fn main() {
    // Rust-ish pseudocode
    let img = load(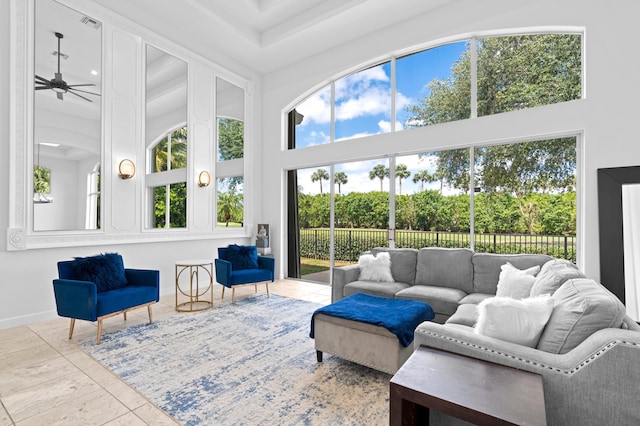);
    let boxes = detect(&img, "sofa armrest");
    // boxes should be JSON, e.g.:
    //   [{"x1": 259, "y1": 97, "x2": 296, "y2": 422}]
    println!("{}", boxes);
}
[
  {"x1": 258, "y1": 256, "x2": 275, "y2": 281},
  {"x1": 414, "y1": 321, "x2": 640, "y2": 424},
  {"x1": 125, "y1": 269, "x2": 160, "y2": 301},
  {"x1": 332, "y1": 264, "x2": 360, "y2": 302},
  {"x1": 215, "y1": 258, "x2": 232, "y2": 287},
  {"x1": 52, "y1": 279, "x2": 98, "y2": 321}
]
